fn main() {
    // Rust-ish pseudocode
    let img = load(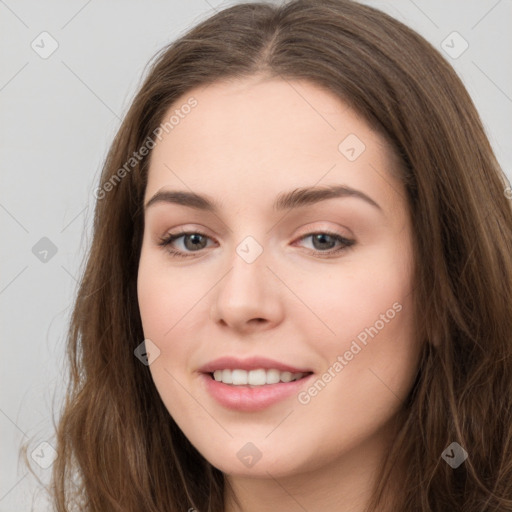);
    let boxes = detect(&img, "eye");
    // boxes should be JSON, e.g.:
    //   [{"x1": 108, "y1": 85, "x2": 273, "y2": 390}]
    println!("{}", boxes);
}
[
  {"x1": 294, "y1": 231, "x2": 355, "y2": 258},
  {"x1": 158, "y1": 230, "x2": 214, "y2": 258},
  {"x1": 158, "y1": 230, "x2": 355, "y2": 259}
]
